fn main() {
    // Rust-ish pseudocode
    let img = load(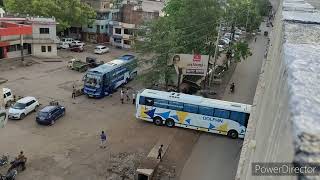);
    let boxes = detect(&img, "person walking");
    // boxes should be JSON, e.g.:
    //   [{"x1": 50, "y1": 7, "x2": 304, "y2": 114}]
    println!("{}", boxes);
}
[
  {"x1": 120, "y1": 88, "x2": 124, "y2": 104},
  {"x1": 255, "y1": 37, "x2": 257, "y2": 42},
  {"x1": 132, "y1": 91, "x2": 136, "y2": 105},
  {"x1": 100, "y1": 131, "x2": 107, "y2": 148},
  {"x1": 125, "y1": 88, "x2": 130, "y2": 102},
  {"x1": 157, "y1": 144, "x2": 163, "y2": 160},
  {"x1": 72, "y1": 86, "x2": 76, "y2": 99}
]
